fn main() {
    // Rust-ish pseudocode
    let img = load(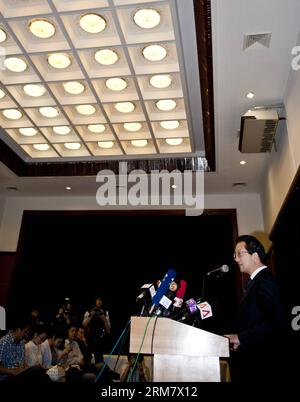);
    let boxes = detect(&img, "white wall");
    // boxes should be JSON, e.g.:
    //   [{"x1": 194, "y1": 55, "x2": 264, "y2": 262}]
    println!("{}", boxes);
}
[
  {"x1": 0, "y1": 192, "x2": 265, "y2": 252},
  {"x1": 262, "y1": 35, "x2": 300, "y2": 234},
  {"x1": 0, "y1": 197, "x2": 5, "y2": 232}
]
